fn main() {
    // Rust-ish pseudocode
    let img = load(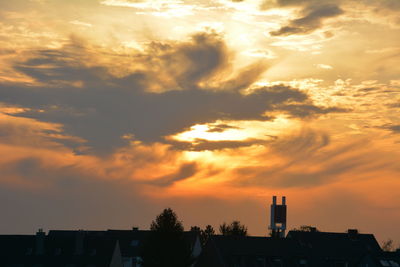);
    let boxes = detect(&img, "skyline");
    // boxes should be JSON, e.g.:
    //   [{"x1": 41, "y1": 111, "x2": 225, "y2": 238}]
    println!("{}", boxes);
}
[{"x1": 0, "y1": 0, "x2": 399, "y2": 244}]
